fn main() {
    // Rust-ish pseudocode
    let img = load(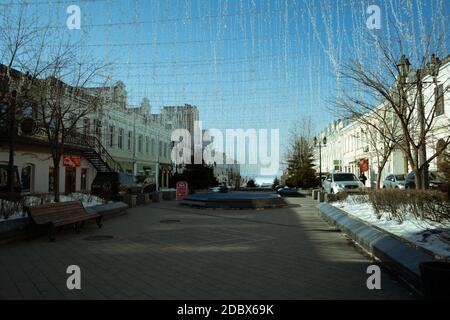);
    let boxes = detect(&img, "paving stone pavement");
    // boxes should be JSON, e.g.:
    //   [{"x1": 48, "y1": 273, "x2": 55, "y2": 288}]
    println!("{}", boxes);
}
[{"x1": 0, "y1": 196, "x2": 415, "y2": 300}]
